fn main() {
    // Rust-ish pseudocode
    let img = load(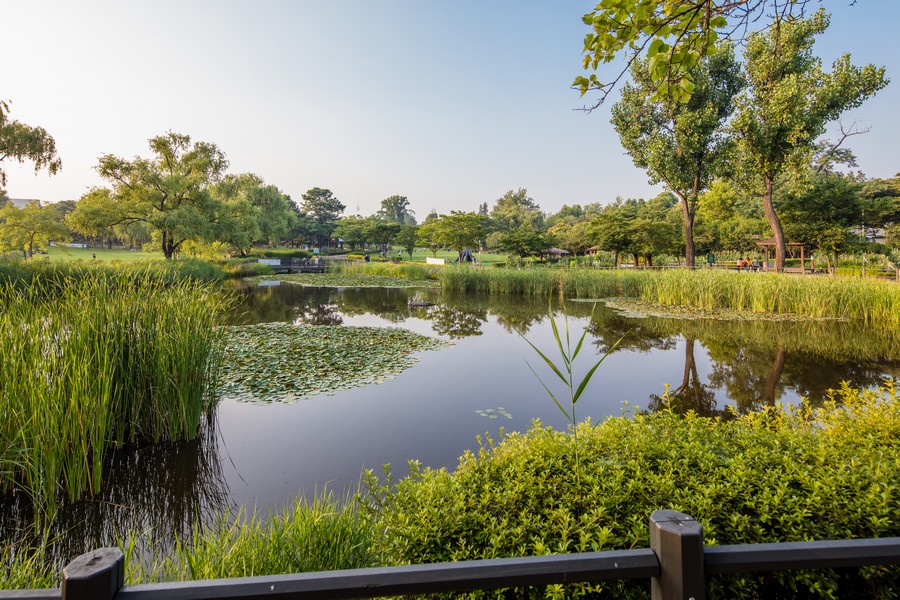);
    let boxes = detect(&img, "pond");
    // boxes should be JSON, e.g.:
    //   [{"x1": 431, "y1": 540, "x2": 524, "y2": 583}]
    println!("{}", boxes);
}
[{"x1": 4, "y1": 280, "x2": 899, "y2": 561}]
